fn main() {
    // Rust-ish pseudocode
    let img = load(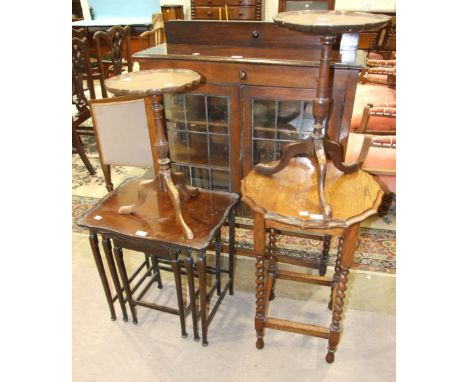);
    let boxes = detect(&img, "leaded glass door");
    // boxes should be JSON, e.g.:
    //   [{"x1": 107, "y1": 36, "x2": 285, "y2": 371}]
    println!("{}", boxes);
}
[
  {"x1": 163, "y1": 84, "x2": 241, "y2": 193},
  {"x1": 242, "y1": 86, "x2": 317, "y2": 177}
]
